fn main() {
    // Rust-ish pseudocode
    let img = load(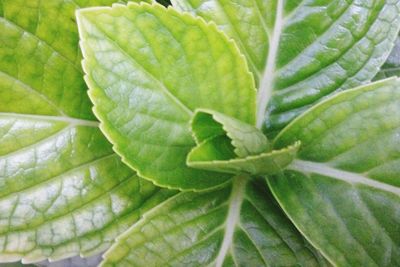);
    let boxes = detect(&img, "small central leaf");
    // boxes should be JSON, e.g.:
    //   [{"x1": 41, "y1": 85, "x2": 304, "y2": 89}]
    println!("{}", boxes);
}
[
  {"x1": 191, "y1": 109, "x2": 270, "y2": 158},
  {"x1": 77, "y1": 2, "x2": 257, "y2": 190},
  {"x1": 187, "y1": 109, "x2": 299, "y2": 175}
]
